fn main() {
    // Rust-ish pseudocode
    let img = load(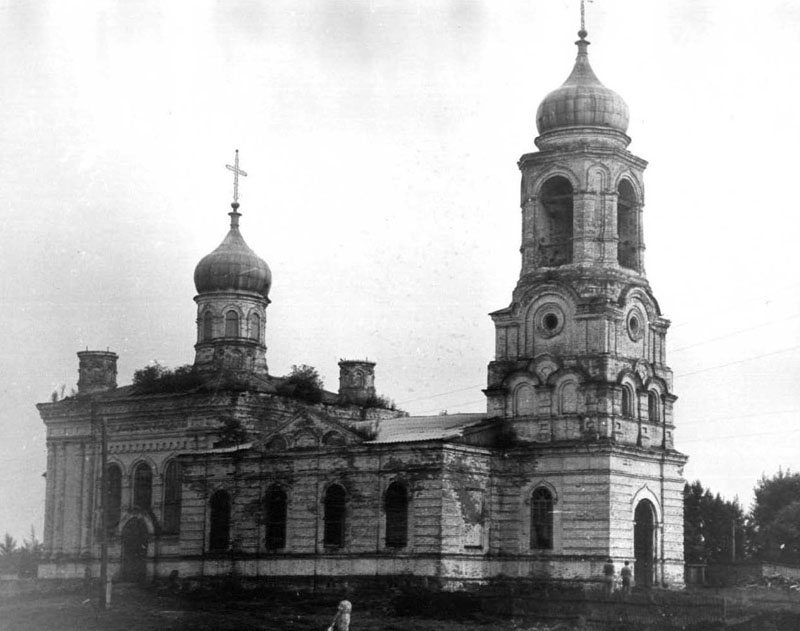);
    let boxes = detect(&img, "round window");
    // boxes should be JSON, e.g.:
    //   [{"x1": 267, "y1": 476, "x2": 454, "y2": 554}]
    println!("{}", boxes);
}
[
  {"x1": 536, "y1": 304, "x2": 565, "y2": 339},
  {"x1": 627, "y1": 309, "x2": 645, "y2": 341}
]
